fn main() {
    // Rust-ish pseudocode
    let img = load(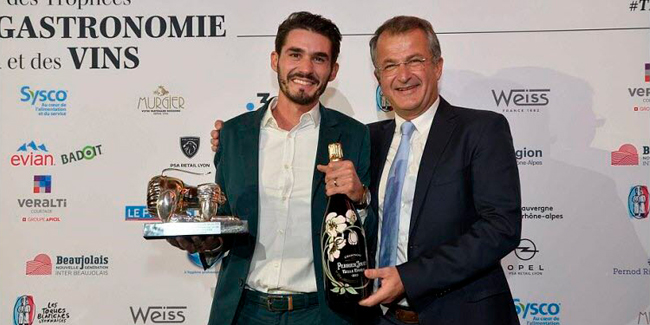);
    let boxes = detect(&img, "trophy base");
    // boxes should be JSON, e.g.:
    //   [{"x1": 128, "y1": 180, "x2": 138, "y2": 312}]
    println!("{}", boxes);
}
[{"x1": 143, "y1": 218, "x2": 248, "y2": 239}]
